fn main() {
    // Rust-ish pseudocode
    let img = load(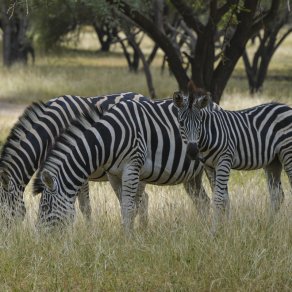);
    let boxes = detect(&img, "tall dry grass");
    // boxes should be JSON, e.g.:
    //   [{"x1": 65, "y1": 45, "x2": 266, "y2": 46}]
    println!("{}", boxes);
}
[
  {"x1": 0, "y1": 28, "x2": 291, "y2": 291},
  {"x1": 1, "y1": 178, "x2": 291, "y2": 291}
]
